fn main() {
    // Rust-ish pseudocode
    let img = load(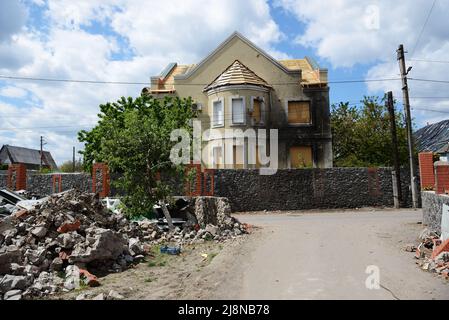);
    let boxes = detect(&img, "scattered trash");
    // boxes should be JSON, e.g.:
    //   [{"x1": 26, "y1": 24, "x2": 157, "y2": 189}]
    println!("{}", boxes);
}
[
  {"x1": 200, "y1": 253, "x2": 208, "y2": 259},
  {"x1": 0, "y1": 189, "x2": 26, "y2": 205},
  {"x1": 160, "y1": 245, "x2": 181, "y2": 255},
  {"x1": 412, "y1": 228, "x2": 449, "y2": 281}
]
